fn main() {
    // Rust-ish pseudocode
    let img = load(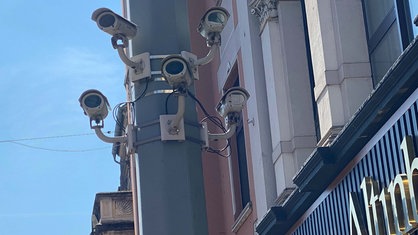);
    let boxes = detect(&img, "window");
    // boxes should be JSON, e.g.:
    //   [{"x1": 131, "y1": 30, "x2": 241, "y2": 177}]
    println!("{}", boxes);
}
[
  {"x1": 397, "y1": 0, "x2": 418, "y2": 46},
  {"x1": 234, "y1": 111, "x2": 250, "y2": 211},
  {"x1": 408, "y1": 0, "x2": 418, "y2": 36},
  {"x1": 224, "y1": 69, "x2": 251, "y2": 219},
  {"x1": 362, "y1": 0, "x2": 418, "y2": 85},
  {"x1": 363, "y1": 0, "x2": 402, "y2": 84}
]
